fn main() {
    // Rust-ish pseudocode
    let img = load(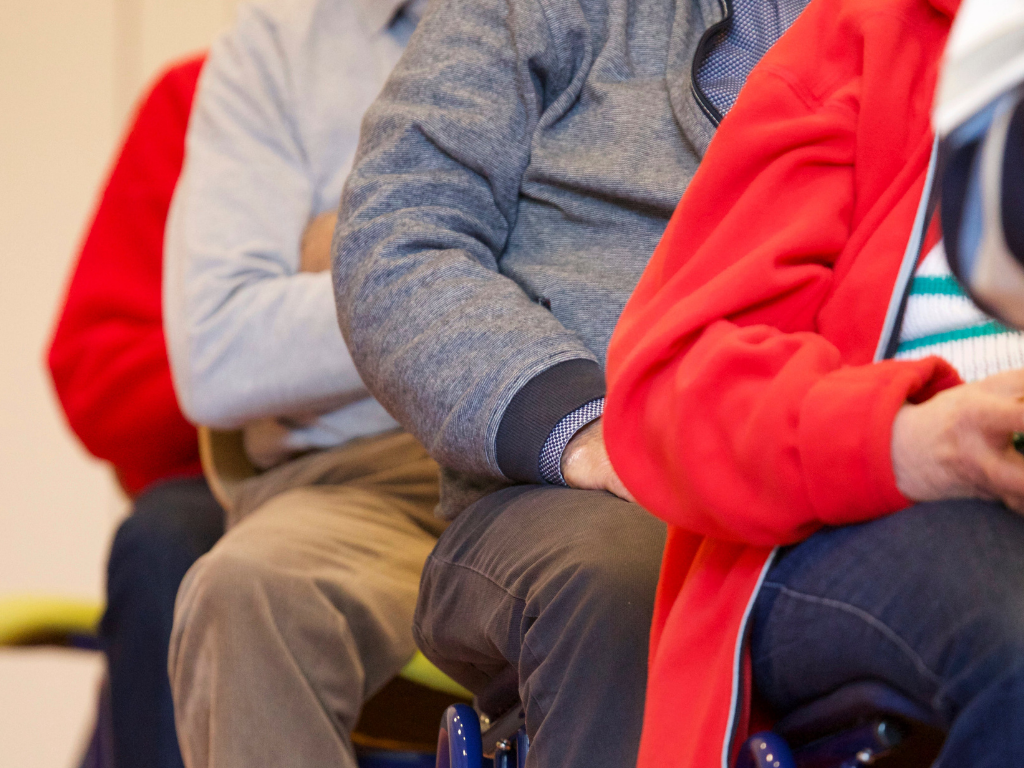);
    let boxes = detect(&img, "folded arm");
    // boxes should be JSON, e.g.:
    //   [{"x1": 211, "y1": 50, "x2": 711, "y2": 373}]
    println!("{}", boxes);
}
[{"x1": 165, "y1": 7, "x2": 364, "y2": 429}]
